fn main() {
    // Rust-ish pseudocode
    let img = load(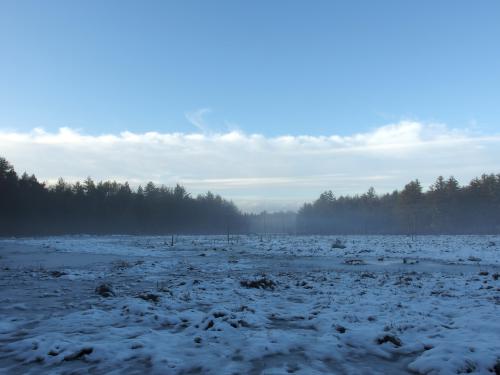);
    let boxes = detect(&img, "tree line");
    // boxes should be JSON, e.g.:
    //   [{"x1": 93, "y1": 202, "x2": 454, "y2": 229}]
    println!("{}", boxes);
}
[
  {"x1": 0, "y1": 157, "x2": 244, "y2": 235},
  {"x1": 297, "y1": 176, "x2": 500, "y2": 234},
  {"x1": 1, "y1": 156, "x2": 499, "y2": 235}
]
